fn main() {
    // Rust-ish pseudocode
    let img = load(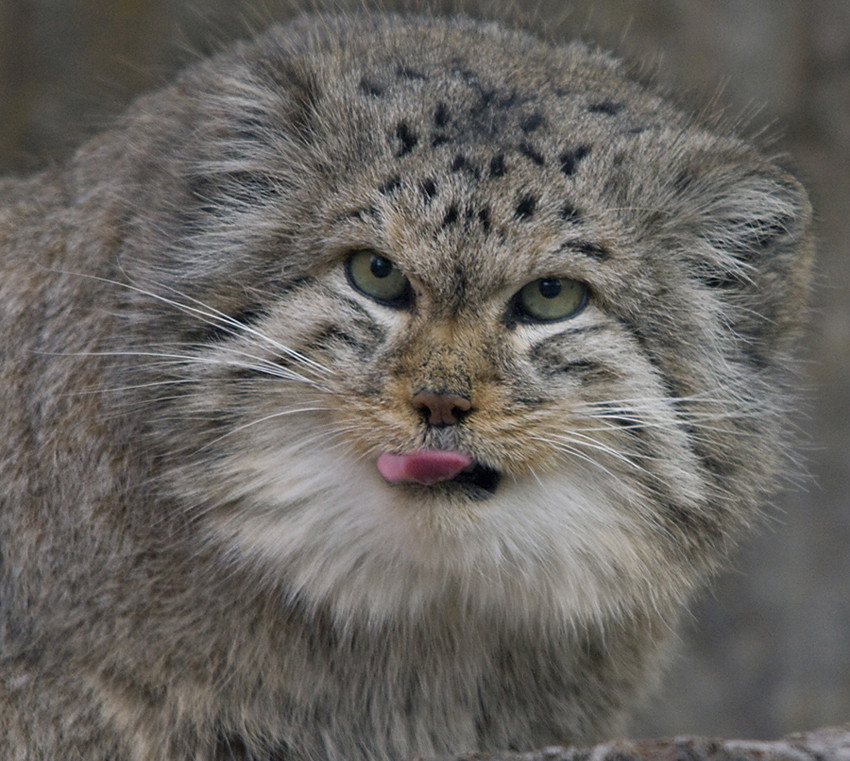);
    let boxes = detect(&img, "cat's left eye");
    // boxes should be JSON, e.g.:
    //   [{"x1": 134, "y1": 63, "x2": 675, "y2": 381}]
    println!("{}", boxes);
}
[
  {"x1": 513, "y1": 277, "x2": 588, "y2": 323},
  {"x1": 345, "y1": 250, "x2": 412, "y2": 307}
]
